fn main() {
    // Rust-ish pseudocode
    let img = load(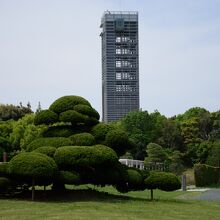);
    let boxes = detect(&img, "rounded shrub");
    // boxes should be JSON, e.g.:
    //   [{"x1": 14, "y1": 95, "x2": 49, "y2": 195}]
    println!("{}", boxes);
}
[
  {"x1": 43, "y1": 126, "x2": 75, "y2": 137},
  {"x1": 56, "y1": 171, "x2": 80, "y2": 184},
  {"x1": 74, "y1": 104, "x2": 100, "y2": 120},
  {"x1": 49, "y1": 96, "x2": 91, "y2": 114},
  {"x1": 144, "y1": 172, "x2": 181, "y2": 191},
  {"x1": 54, "y1": 145, "x2": 118, "y2": 170},
  {"x1": 59, "y1": 110, "x2": 86, "y2": 125},
  {"x1": 69, "y1": 133, "x2": 95, "y2": 146},
  {"x1": 84, "y1": 117, "x2": 99, "y2": 127},
  {"x1": 8, "y1": 152, "x2": 57, "y2": 182},
  {"x1": 115, "y1": 164, "x2": 130, "y2": 193},
  {"x1": 91, "y1": 123, "x2": 111, "y2": 143},
  {"x1": 34, "y1": 110, "x2": 58, "y2": 125},
  {"x1": 33, "y1": 146, "x2": 56, "y2": 157},
  {"x1": 27, "y1": 137, "x2": 72, "y2": 151},
  {"x1": 127, "y1": 169, "x2": 143, "y2": 190},
  {"x1": 0, "y1": 177, "x2": 10, "y2": 194},
  {"x1": 105, "y1": 129, "x2": 130, "y2": 156}
]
